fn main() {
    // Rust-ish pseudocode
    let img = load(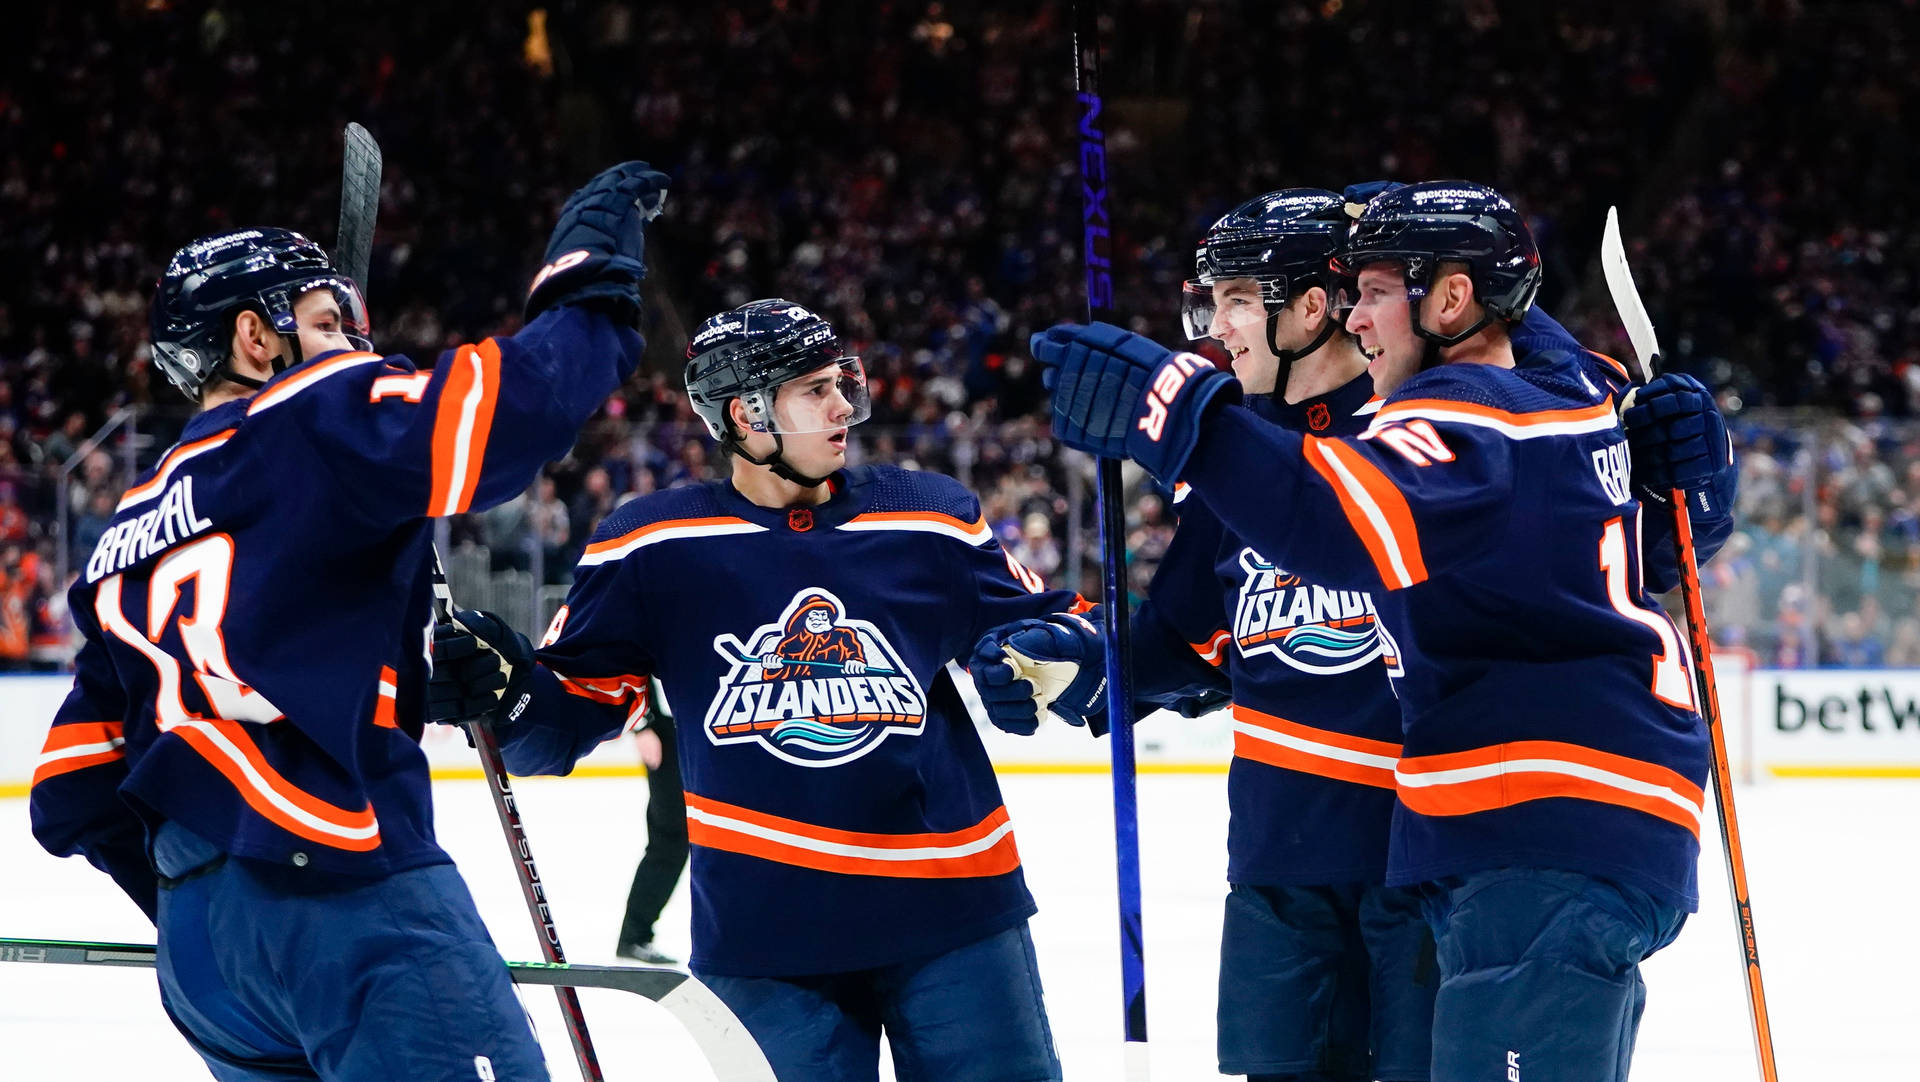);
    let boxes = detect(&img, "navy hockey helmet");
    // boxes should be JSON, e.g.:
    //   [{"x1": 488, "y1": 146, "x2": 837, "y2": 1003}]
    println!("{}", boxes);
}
[
  {"x1": 151, "y1": 227, "x2": 370, "y2": 399},
  {"x1": 1182, "y1": 188, "x2": 1347, "y2": 340},
  {"x1": 685, "y1": 299, "x2": 870, "y2": 485},
  {"x1": 1332, "y1": 180, "x2": 1542, "y2": 347},
  {"x1": 1182, "y1": 189, "x2": 1351, "y2": 391}
]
